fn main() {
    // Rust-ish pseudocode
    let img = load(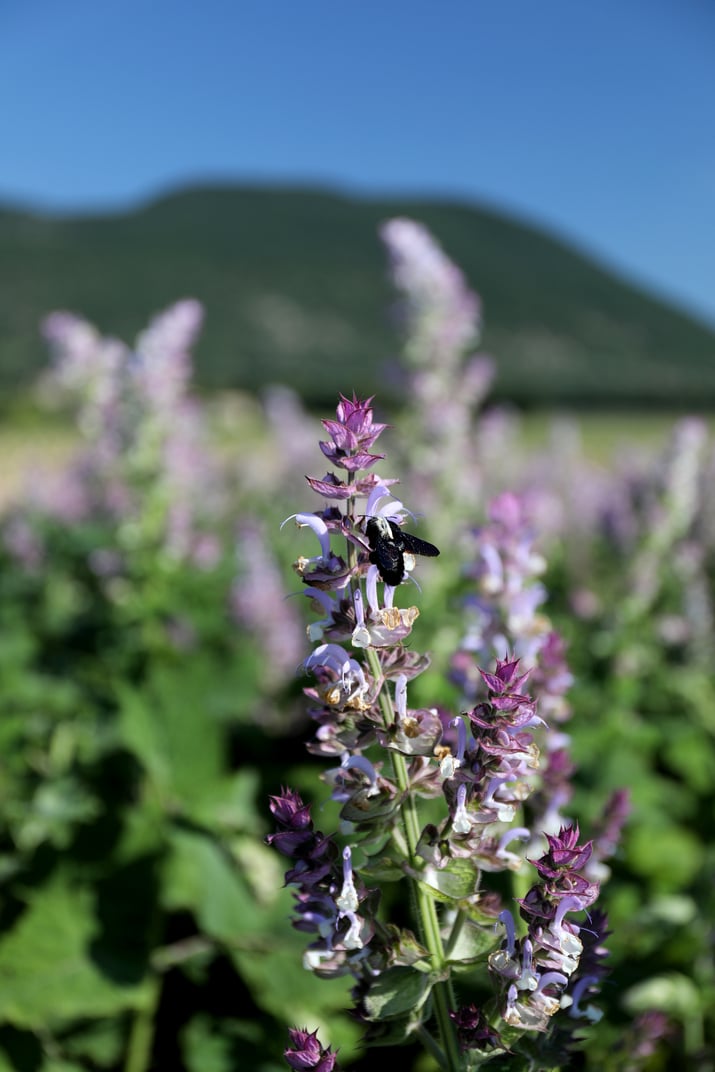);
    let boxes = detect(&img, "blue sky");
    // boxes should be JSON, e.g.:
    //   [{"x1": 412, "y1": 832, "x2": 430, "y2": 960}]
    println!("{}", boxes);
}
[{"x1": 3, "y1": 0, "x2": 714, "y2": 325}]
